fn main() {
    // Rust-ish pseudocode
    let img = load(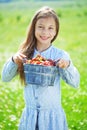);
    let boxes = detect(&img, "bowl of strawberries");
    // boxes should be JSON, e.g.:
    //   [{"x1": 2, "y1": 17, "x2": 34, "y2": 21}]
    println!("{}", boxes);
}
[{"x1": 23, "y1": 55, "x2": 58, "y2": 86}]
